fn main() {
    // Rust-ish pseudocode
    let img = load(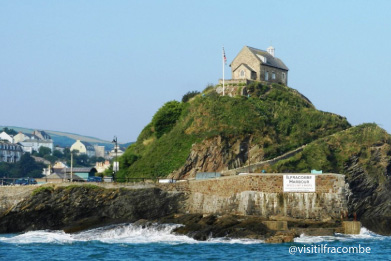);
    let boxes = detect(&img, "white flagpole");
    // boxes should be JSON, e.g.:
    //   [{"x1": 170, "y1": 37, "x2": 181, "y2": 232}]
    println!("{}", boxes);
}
[{"x1": 222, "y1": 47, "x2": 225, "y2": 96}]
